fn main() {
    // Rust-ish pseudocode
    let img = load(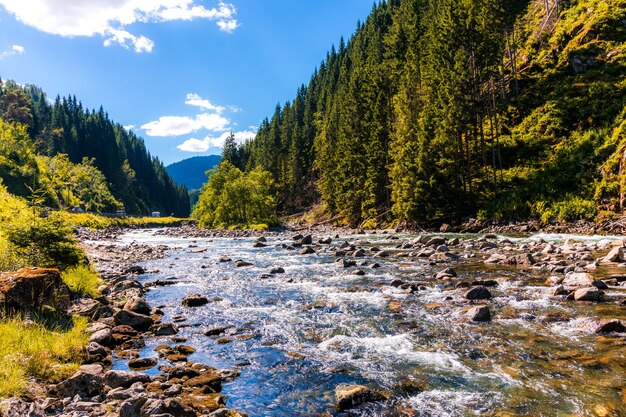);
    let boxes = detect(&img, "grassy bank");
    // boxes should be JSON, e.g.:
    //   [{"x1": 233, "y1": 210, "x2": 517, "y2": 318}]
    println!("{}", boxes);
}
[
  {"x1": 0, "y1": 317, "x2": 88, "y2": 397},
  {"x1": 57, "y1": 212, "x2": 190, "y2": 230}
]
